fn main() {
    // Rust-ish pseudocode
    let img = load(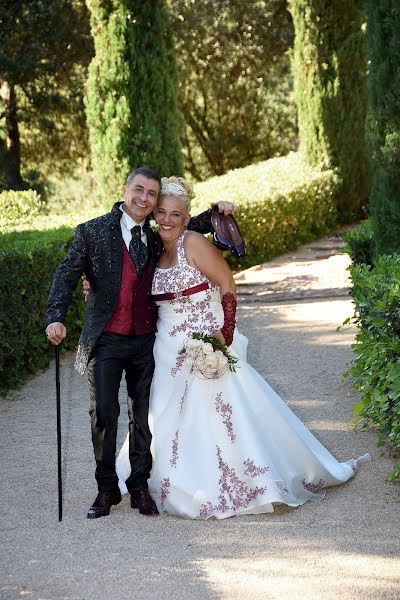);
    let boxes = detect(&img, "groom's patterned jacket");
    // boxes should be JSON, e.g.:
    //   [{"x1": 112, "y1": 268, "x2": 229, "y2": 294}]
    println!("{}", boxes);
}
[{"x1": 45, "y1": 201, "x2": 213, "y2": 375}]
